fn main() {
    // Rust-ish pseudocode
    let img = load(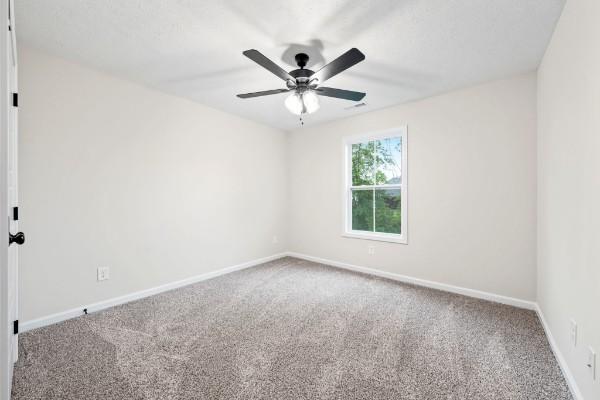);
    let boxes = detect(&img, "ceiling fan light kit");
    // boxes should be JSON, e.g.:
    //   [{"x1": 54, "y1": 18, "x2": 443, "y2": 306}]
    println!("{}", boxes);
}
[
  {"x1": 285, "y1": 89, "x2": 320, "y2": 115},
  {"x1": 237, "y1": 48, "x2": 366, "y2": 118}
]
